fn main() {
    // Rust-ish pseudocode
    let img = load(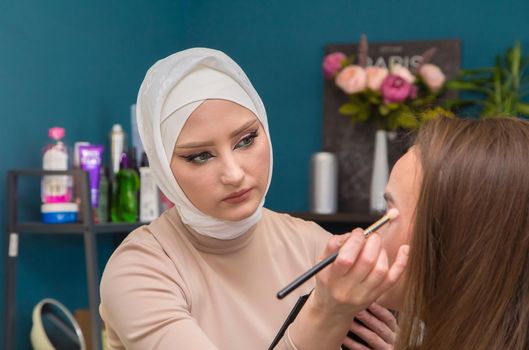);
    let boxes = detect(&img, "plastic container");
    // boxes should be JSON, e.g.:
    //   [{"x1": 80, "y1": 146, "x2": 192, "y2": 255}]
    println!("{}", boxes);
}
[
  {"x1": 41, "y1": 203, "x2": 78, "y2": 224},
  {"x1": 109, "y1": 124, "x2": 126, "y2": 178},
  {"x1": 139, "y1": 152, "x2": 160, "y2": 222},
  {"x1": 41, "y1": 127, "x2": 72, "y2": 203},
  {"x1": 310, "y1": 152, "x2": 338, "y2": 214}
]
